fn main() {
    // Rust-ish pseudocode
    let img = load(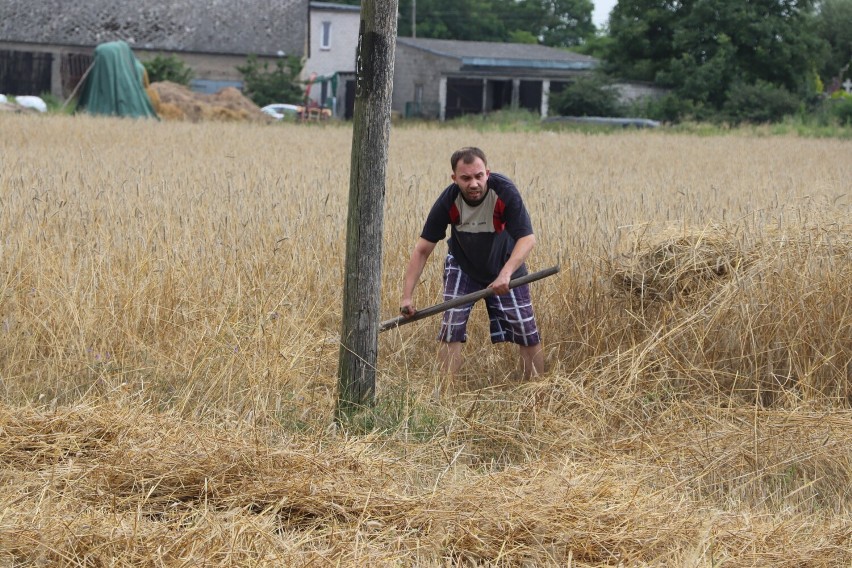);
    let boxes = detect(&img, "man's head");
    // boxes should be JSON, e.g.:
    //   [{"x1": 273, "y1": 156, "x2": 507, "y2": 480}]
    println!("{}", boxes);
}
[
  {"x1": 451, "y1": 147, "x2": 490, "y2": 205},
  {"x1": 450, "y1": 147, "x2": 487, "y2": 171}
]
